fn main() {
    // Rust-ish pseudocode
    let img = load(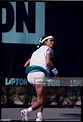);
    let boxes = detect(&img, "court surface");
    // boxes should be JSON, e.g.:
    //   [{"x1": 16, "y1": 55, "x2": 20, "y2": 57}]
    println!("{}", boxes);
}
[{"x1": 1, "y1": 108, "x2": 81, "y2": 121}]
